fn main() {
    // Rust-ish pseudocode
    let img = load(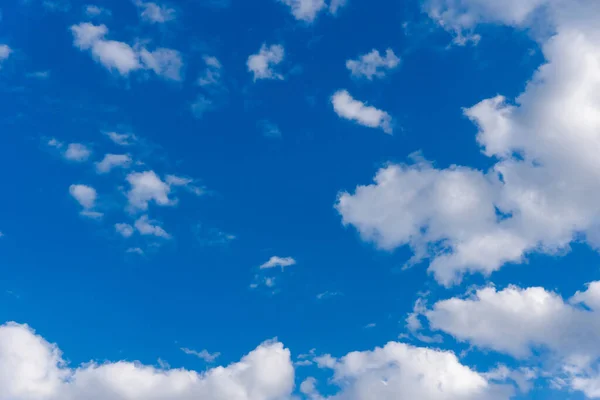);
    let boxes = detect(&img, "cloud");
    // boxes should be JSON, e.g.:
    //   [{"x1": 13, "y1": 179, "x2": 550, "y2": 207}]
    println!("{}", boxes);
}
[
  {"x1": 84, "y1": 5, "x2": 111, "y2": 17},
  {"x1": 198, "y1": 55, "x2": 222, "y2": 87},
  {"x1": 26, "y1": 71, "x2": 51, "y2": 79},
  {"x1": 346, "y1": 49, "x2": 400, "y2": 80},
  {"x1": 0, "y1": 322, "x2": 294, "y2": 400},
  {"x1": 134, "y1": 215, "x2": 171, "y2": 239},
  {"x1": 331, "y1": 90, "x2": 392, "y2": 134},
  {"x1": 191, "y1": 95, "x2": 214, "y2": 118},
  {"x1": 115, "y1": 223, "x2": 134, "y2": 238},
  {"x1": 126, "y1": 171, "x2": 172, "y2": 211},
  {"x1": 317, "y1": 342, "x2": 513, "y2": 400},
  {"x1": 139, "y1": 48, "x2": 183, "y2": 81},
  {"x1": 64, "y1": 143, "x2": 91, "y2": 162},
  {"x1": 71, "y1": 23, "x2": 182, "y2": 79},
  {"x1": 136, "y1": 1, "x2": 175, "y2": 23},
  {"x1": 336, "y1": 0, "x2": 600, "y2": 285},
  {"x1": 258, "y1": 120, "x2": 282, "y2": 138},
  {"x1": 278, "y1": 0, "x2": 325, "y2": 22},
  {"x1": 329, "y1": 0, "x2": 347, "y2": 14},
  {"x1": 316, "y1": 291, "x2": 342, "y2": 300},
  {"x1": 126, "y1": 247, "x2": 144, "y2": 255},
  {"x1": 69, "y1": 184, "x2": 102, "y2": 218},
  {"x1": 259, "y1": 256, "x2": 296, "y2": 270},
  {"x1": 95, "y1": 154, "x2": 132, "y2": 173},
  {"x1": 105, "y1": 131, "x2": 136, "y2": 146},
  {"x1": 0, "y1": 45, "x2": 11, "y2": 66},
  {"x1": 181, "y1": 347, "x2": 221, "y2": 363},
  {"x1": 424, "y1": 280, "x2": 600, "y2": 397},
  {"x1": 247, "y1": 44, "x2": 284, "y2": 81}
]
